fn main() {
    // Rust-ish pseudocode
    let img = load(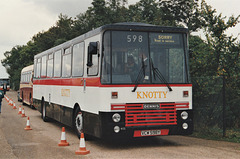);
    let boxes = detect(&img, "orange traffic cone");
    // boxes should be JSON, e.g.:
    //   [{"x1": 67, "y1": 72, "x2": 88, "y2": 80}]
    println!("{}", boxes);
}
[
  {"x1": 4, "y1": 95, "x2": 8, "y2": 102},
  {"x1": 75, "y1": 133, "x2": 90, "y2": 155},
  {"x1": 18, "y1": 106, "x2": 22, "y2": 114},
  {"x1": 58, "y1": 127, "x2": 69, "y2": 146},
  {"x1": 12, "y1": 103, "x2": 17, "y2": 109},
  {"x1": 9, "y1": 99, "x2": 13, "y2": 106},
  {"x1": 21, "y1": 108, "x2": 26, "y2": 117},
  {"x1": 24, "y1": 117, "x2": 32, "y2": 130}
]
